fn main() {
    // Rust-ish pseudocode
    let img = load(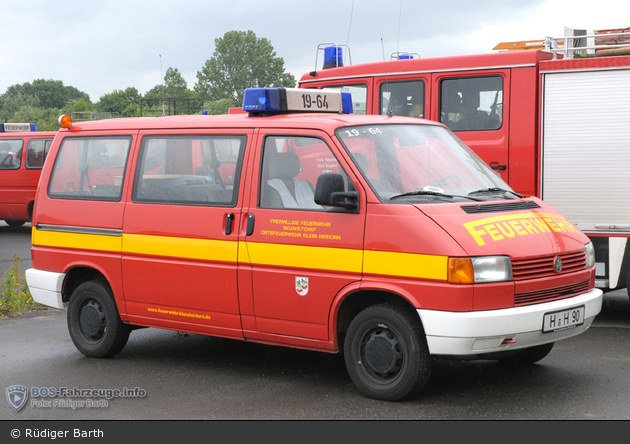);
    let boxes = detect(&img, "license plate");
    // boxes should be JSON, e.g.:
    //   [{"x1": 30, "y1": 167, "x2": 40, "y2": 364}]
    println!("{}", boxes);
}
[{"x1": 542, "y1": 305, "x2": 585, "y2": 333}]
